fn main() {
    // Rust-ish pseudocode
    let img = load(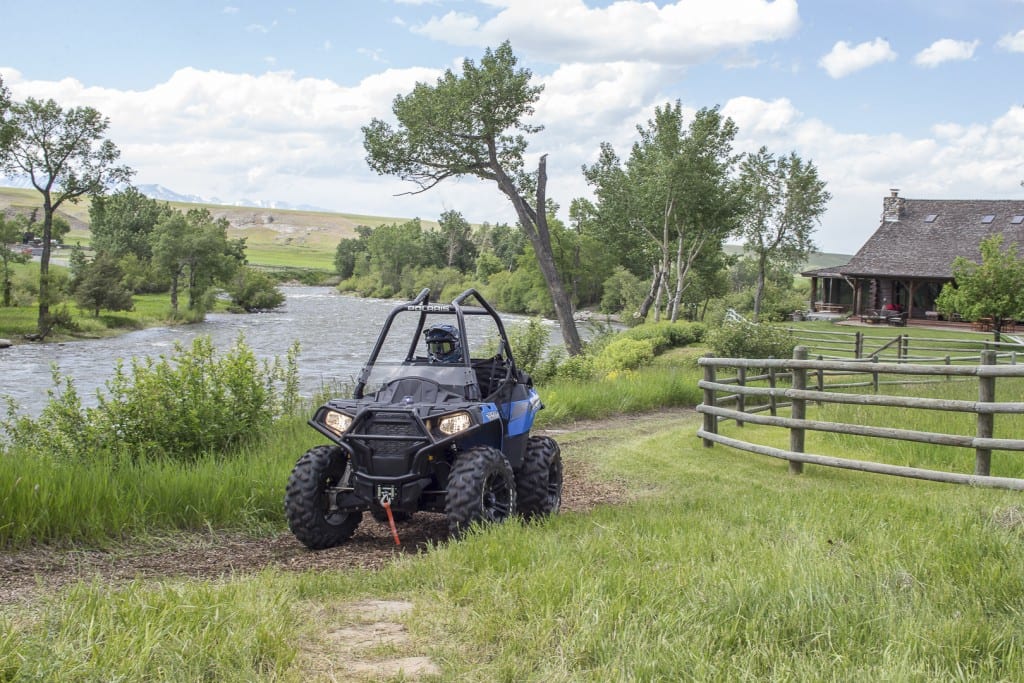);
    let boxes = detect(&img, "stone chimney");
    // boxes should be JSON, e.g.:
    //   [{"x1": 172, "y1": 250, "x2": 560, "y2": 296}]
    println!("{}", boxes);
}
[{"x1": 882, "y1": 188, "x2": 905, "y2": 222}]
